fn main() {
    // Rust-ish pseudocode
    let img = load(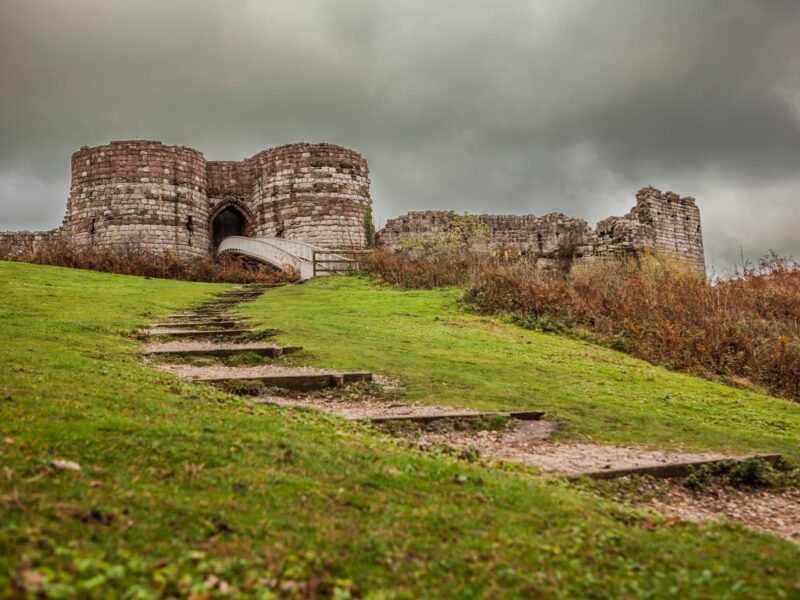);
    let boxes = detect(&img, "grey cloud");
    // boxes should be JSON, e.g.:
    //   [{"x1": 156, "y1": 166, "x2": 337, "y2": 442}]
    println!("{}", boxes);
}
[{"x1": 1, "y1": 0, "x2": 799, "y2": 268}]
